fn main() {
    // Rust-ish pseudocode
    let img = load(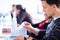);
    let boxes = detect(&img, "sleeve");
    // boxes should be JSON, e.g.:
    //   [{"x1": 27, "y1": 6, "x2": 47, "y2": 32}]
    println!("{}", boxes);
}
[
  {"x1": 37, "y1": 29, "x2": 45, "y2": 39},
  {"x1": 30, "y1": 30, "x2": 45, "y2": 40},
  {"x1": 32, "y1": 23, "x2": 40, "y2": 28}
]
